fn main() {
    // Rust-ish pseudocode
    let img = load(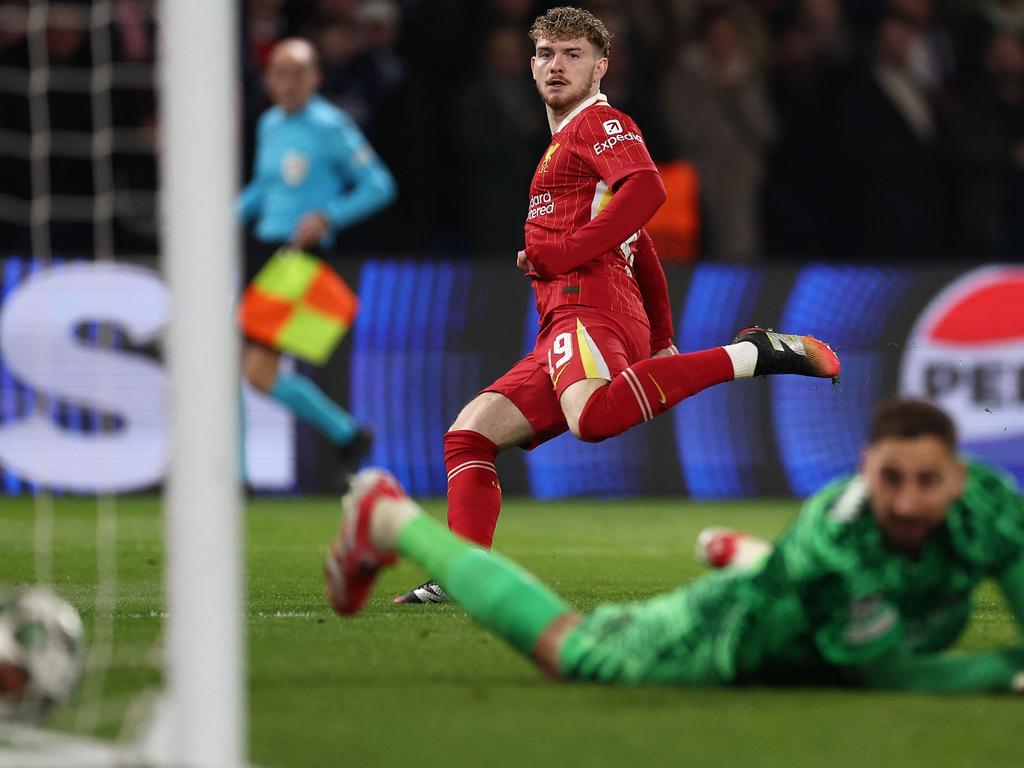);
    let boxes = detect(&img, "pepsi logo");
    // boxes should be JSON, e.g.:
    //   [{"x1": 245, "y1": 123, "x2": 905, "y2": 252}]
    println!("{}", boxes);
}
[{"x1": 901, "y1": 266, "x2": 1024, "y2": 442}]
